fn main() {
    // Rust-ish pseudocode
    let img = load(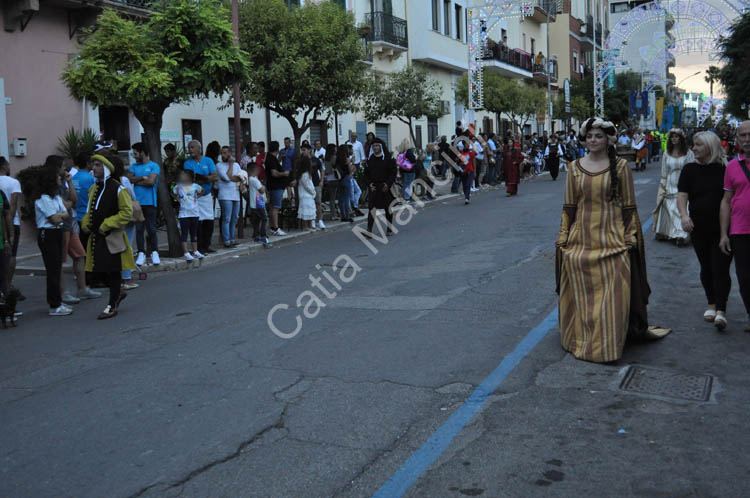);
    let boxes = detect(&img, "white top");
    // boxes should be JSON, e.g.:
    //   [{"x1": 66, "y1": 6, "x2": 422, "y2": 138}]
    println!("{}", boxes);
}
[
  {"x1": 216, "y1": 161, "x2": 241, "y2": 201},
  {"x1": 314, "y1": 147, "x2": 326, "y2": 162},
  {"x1": 619, "y1": 135, "x2": 632, "y2": 146},
  {"x1": 173, "y1": 183, "x2": 203, "y2": 218},
  {"x1": 120, "y1": 176, "x2": 136, "y2": 198},
  {"x1": 0, "y1": 176, "x2": 21, "y2": 226},
  {"x1": 35, "y1": 194, "x2": 66, "y2": 229},
  {"x1": 249, "y1": 176, "x2": 263, "y2": 209},
  {"x1": 349, "y1": 140, "x2": 365, "y2": 165}
]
